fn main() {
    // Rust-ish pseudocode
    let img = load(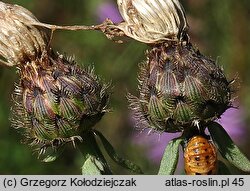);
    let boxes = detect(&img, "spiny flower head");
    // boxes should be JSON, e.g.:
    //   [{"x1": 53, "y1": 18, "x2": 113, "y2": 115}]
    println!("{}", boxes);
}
[
  {"x1": 129, "y1": 42, "x2": 232, "y2": 132},
  {"x1": 0, "y1": 1, "x2": 110, "y2": 155}
]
